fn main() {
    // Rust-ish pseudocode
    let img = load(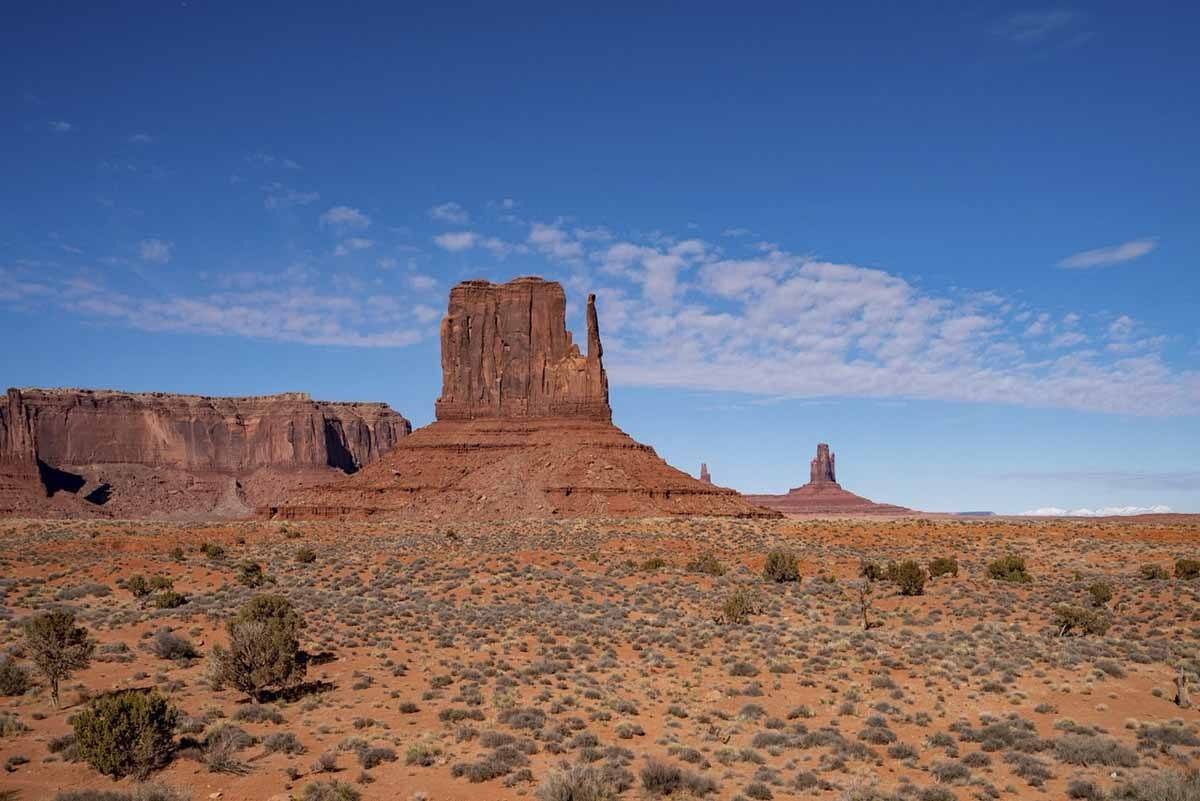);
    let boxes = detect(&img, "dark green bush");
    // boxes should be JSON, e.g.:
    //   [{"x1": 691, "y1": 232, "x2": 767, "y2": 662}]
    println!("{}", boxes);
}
[
  {"x1": 72, "y1": 689, "x2": 178, "y2": 779},
  {"x1": 887, "y1": 560, "x2": 926, "y2": 596},
  {"x1": 719, "y1": 590, "x2": 757, "y2": 625},
  {"x1": 200, "y1": 543, "x2": 226, "y2": 560},
  {"x1": 1086, "y1": 581, "x2": 1113, "y2": 607},
  {"x1": 295, "y1": 546, "x2": 316, "y2": 564},
  {"x1": 763, "y1": 550, "x2": 800, "y2": 583},
  {"x1": 237, "y1": 562, "x2": 265, "y2": 587},
  {"x1": 860, "y1": 561, "x2": 886, "y2": 582},
  {"x1": 147, "y1": 575, "x2": 173, "y2": 591},
  {"x1": 686, "y1": 553, "x2": 725, "y2": 576},
  {"x1": 152, "y1": 591, "x2": 187, "y2": 609},
  {"x1": 1053, "y1": 604, "x2": 1111, "y2": 637},
  {"x1": 639, "y1": 557, "x2": 667, "y2": 572},
  {"x1": 211, "y1": 595, "x2": 306, "y2": 702},
  {"x1": 928, "y1": 557, "x2": 958, "y2": 578},
  {"x1": 125, "y1": 575, "x2": 151, "y2": 599},
  {"x1": 987, "y1": 554, "x2": 1032, "y2": 583},
  {"x1": 1175, "y1": 559, "x2": 1200, "y2": 580},
  {"x1": 0, "y1": 658, "x2": 30, "y2": 697}
]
